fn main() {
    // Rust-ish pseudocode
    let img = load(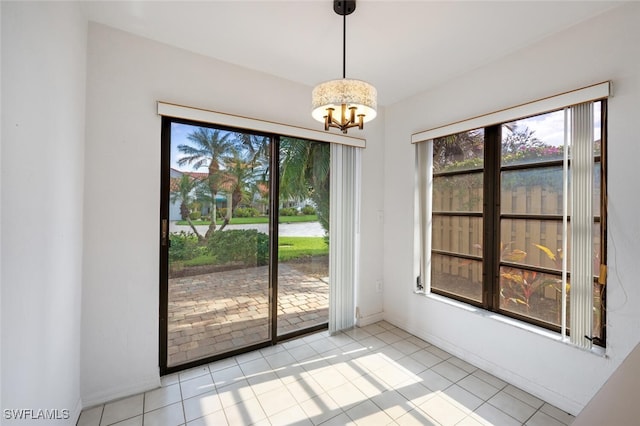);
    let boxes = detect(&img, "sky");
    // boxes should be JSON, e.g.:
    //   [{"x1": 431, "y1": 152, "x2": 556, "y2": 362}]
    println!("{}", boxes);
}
[
  {"x1": 170, "y1": 123, "x2": 195, "y2": 171},
  {"x1": 170, "y1": 122, "x2": 238, "y2": 172},
  {"x1": 509, "y1": 102, "x2": 602, "y2": 147}
]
